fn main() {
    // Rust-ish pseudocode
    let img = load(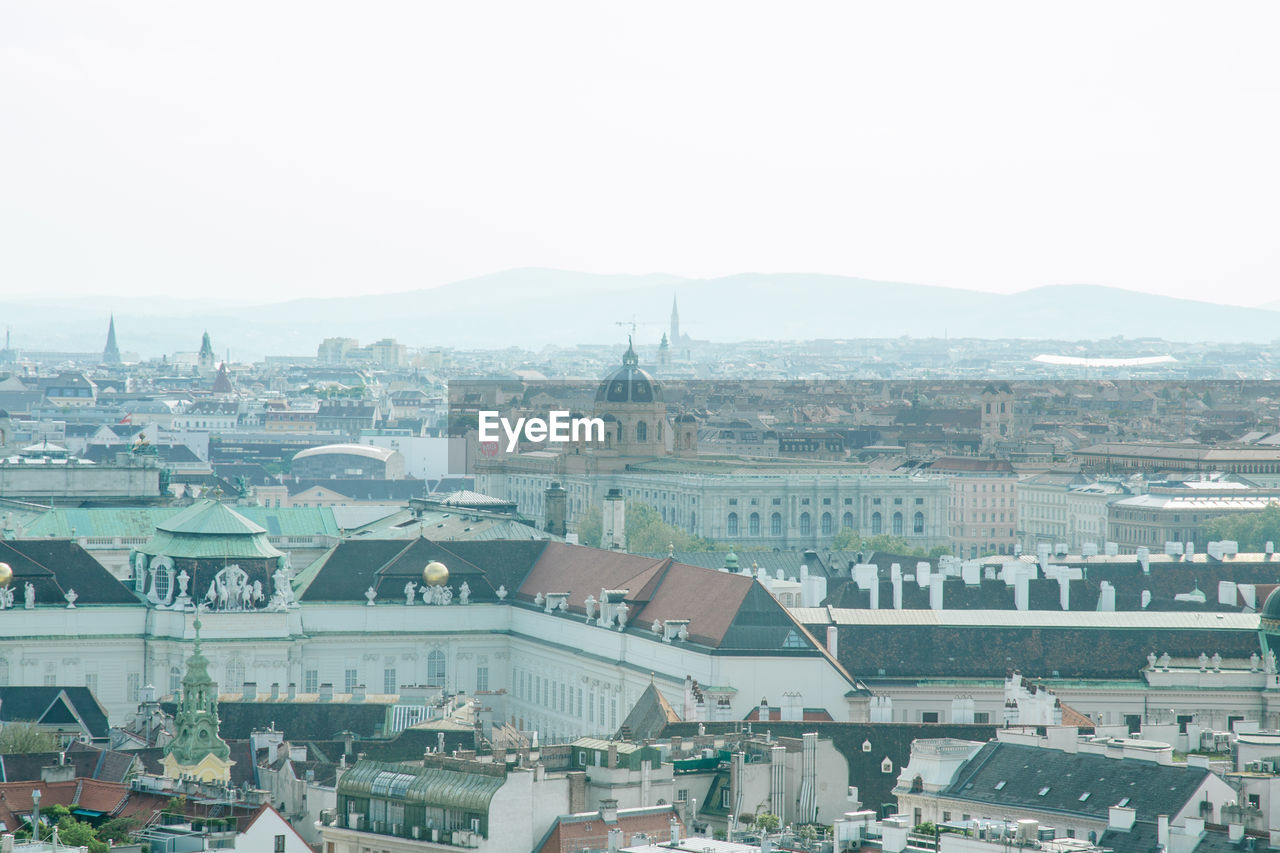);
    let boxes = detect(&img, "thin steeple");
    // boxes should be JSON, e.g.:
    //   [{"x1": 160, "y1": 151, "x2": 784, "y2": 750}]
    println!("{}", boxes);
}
[{"x1": 102, "y1": 315, "x2": 121, "y2": 365}]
